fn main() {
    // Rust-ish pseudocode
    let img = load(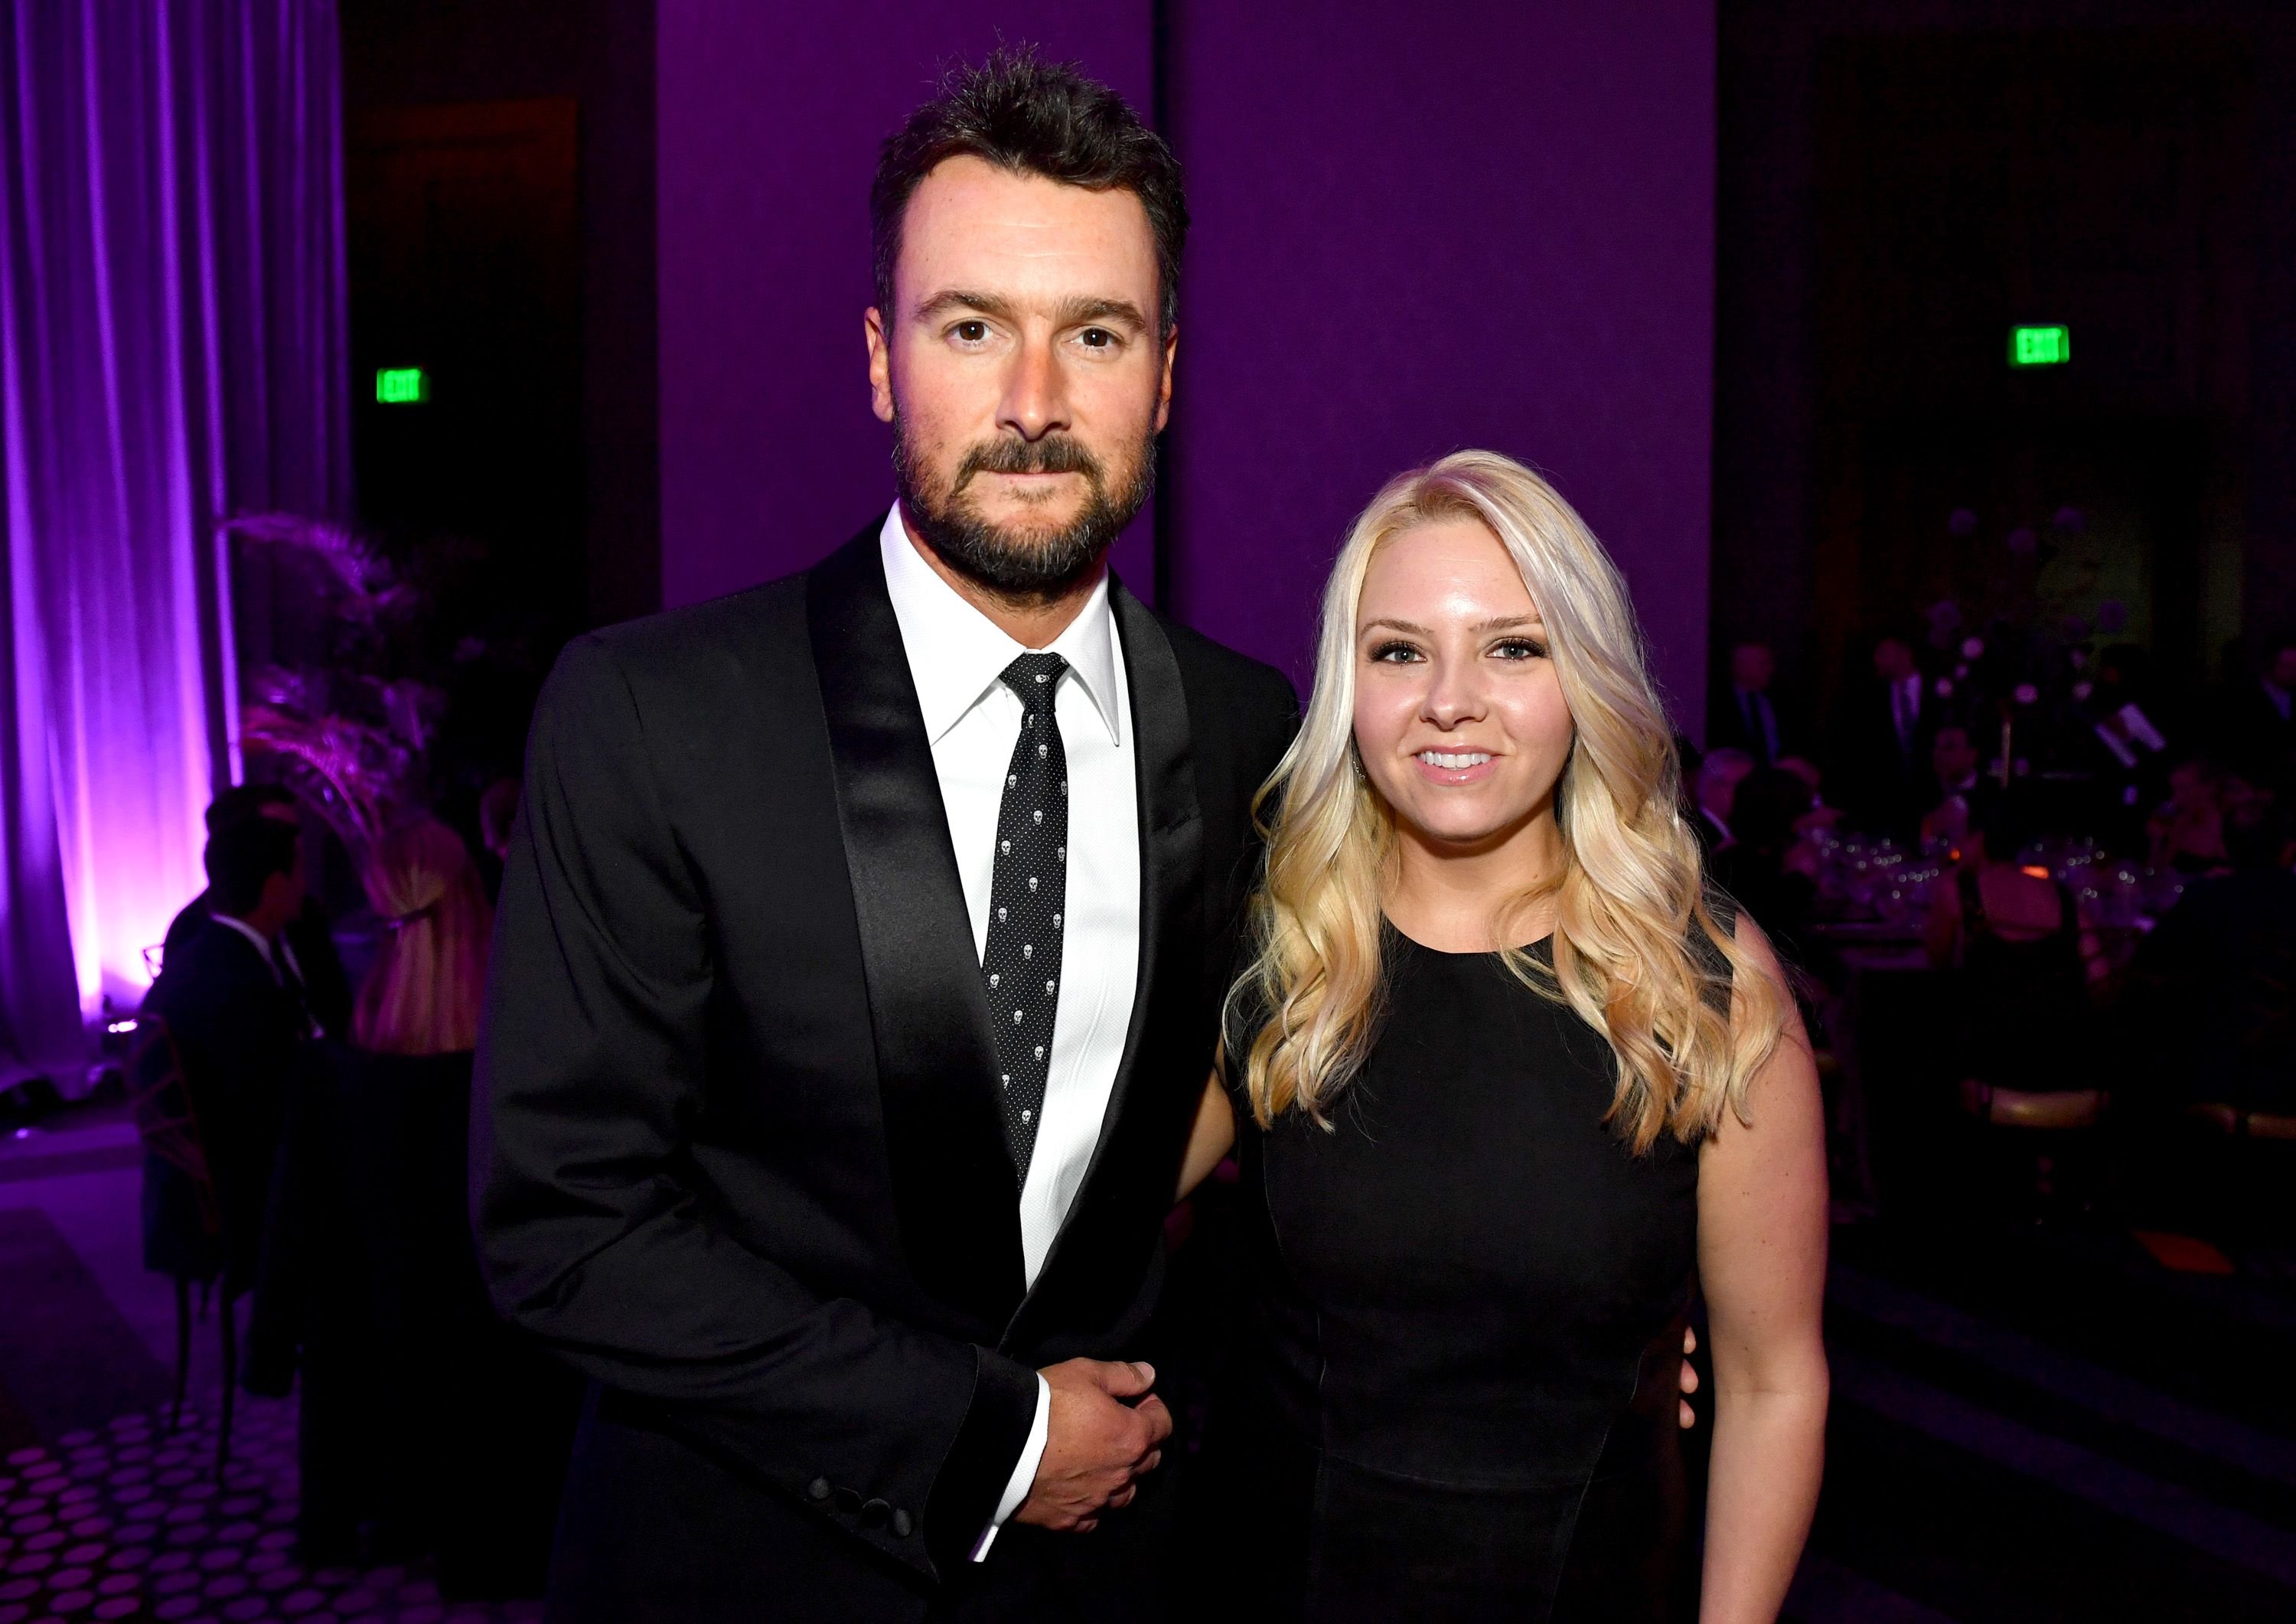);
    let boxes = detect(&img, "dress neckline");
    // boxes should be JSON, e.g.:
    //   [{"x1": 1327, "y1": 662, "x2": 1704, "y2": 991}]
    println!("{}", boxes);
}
[{"x1": 1382, "y1": 915, "x2": 1554, "y2": 959}]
